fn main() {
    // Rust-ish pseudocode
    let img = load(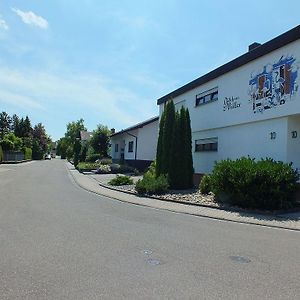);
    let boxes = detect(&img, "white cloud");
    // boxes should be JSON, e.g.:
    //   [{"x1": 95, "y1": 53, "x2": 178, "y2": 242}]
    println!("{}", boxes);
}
[
  {"x1": 11, "y1": 8, "x2": 48, "y2": 29},
  {"x1": 0, "y1": 67, "x2": 157, "y2": 131},
  {"x1": 0, "y1": 90, "x2": 44, "y2": 110},
  {"x1": 0, "y1": 15, "x2": 9, "y2": 30}
]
